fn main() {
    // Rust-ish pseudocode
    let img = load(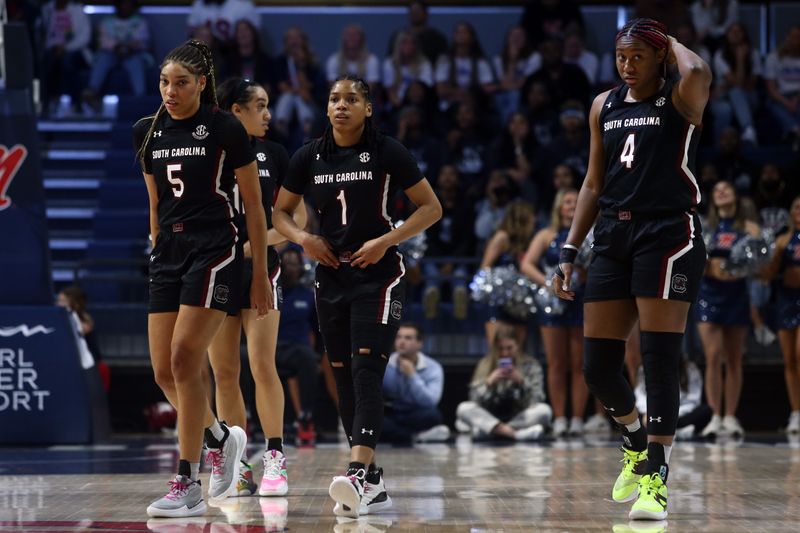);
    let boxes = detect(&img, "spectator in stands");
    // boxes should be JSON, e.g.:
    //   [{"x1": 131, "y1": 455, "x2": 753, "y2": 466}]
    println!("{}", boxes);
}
[
  {"x1": 539, "y1": 100, "x2": 589, "y2": 207},
  {"x1": 456, "y1": 324, "x2": 552, "y2": 440},
  {"x1": 221, "y1": 20, "x2": 271, "y2": 88},
  {"x1": 474, "y1": 170, "x2": 518, "y2": 246},
  {"x1": 7, "y1": 0, "x2": 41, "y2": 63},
  {"x1": 519, "y1": 0, "x2": 584, "y2": 49},
  {"x1": 188, "y1": 22, "x2": 225, "y2": 80},
  {"x1": 711, "y1": 23, "x2": 761, "y2": 145},
  {"x1": 423, "y1": 165, "x2": 475, "y2": 320},
  {"x1": 386, "y1": 0, "x2": 448, "y2": 66},
  {"x1": 435, "y1": 21, "x2": 496, "y2": 113},
  {"x1": 521, "y1": 80, "x2": 559, "y2": 146},
  {"x1": 56, "y1": 286, "x2": 109, "y2": 390},
  {"x1": 523, "y1": 38, "x2": 591, "y2": 109},
  {"x1": 325, "y1": 25, "x2": 381, "y2": 93},
  {"x1": 521, "y1": 189, "x2": 587, "y2": 437},
  {"x1": 634, "y1": 357, "x2": 712, "y2": 439},
  {"x1": 710, "y1": 127, "x2": 758, "y2": 195},
  {"x1": 690, "y1": 0, "x2": 738, "y2": 50},
  {"x1": 445, "y1": 100, "x2": 491, "y2": 194},
  {"x1": 273, "y1": 27, "x2": 326, "y2": 142},
  {"x1": 82, "y1": 0, "x2": 151, "y2": 111},
  {"x1": 675, "y1": 20, "x2": 712, "y2": 65},
  {"x1": 381, "y1": 323, "x2": 450, "y2": 444},
  {"x1": 396, "y1": 104, "x2": 443, "y2": 179},
  {"x1": 765, "y1": 26, "x2": 800, "y2": 151},
  {"x1": 480, "y1": 201, "x2": 536, "y2": 345},
  {"x1": 383, "y1": 30, "x2": 434, "y2": 110},
  {"x1": 186, "y1": 0, "x2": 258, "y2": 43},
  {"x1": 493, "y1": 25, "x2": 540, "y2": 124},
  {"x1": 563, "y1": 30, "x2": 598, "y2": 86},
  {"x1": 275, "y1": 248, "x2": 319, "y2": 444},
  {"x1": 697, "y1": 180, "x2": 760, "y2": 438},
  {"x1": 754, "y1": 163, "x2": 791, "y2": 234},
  {"x1": 487, "y1": 112, "x2": 538, "y2": 204},
  {"x1": 399, "y1": 79, "x2": 441, "y2": 131},
  {"x1": 40, "y1": 0, "x2": 91, "y2": 114}
]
